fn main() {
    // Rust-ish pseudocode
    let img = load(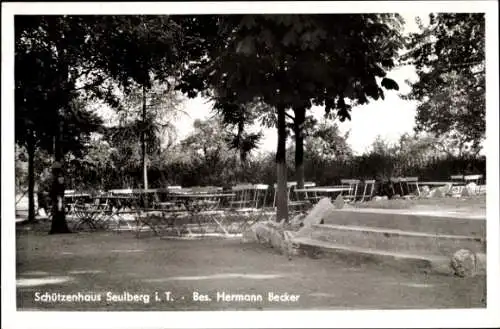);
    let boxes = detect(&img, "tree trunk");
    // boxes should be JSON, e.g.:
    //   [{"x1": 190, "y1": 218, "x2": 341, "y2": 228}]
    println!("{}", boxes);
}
[
  {"x1": 142, "y1": 84, "x2": 149, "y2": 207},
  {"x1": 276, "y1": 105, "x2": 288, "y2": 222},
  {"x1": 49, "y1": 112, "x2": 71, "y2": 234},
  {"x1": 27, "y1": 130, "x2": 36, "y2": 222},
  {"x1": 293, "y1": 107, "x2": 306, "y2": 190}
]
